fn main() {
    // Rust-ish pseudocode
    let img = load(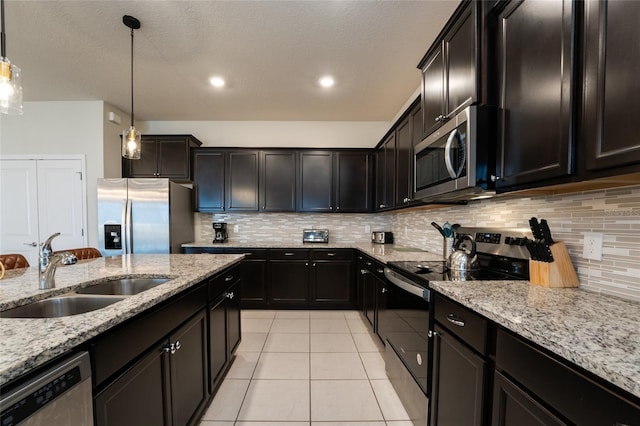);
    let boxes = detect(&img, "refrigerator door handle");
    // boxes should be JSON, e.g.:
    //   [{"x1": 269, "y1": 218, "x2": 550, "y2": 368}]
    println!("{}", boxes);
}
[{"x1": 125, "y1": 199, "x2": 133, "y2": 254}]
